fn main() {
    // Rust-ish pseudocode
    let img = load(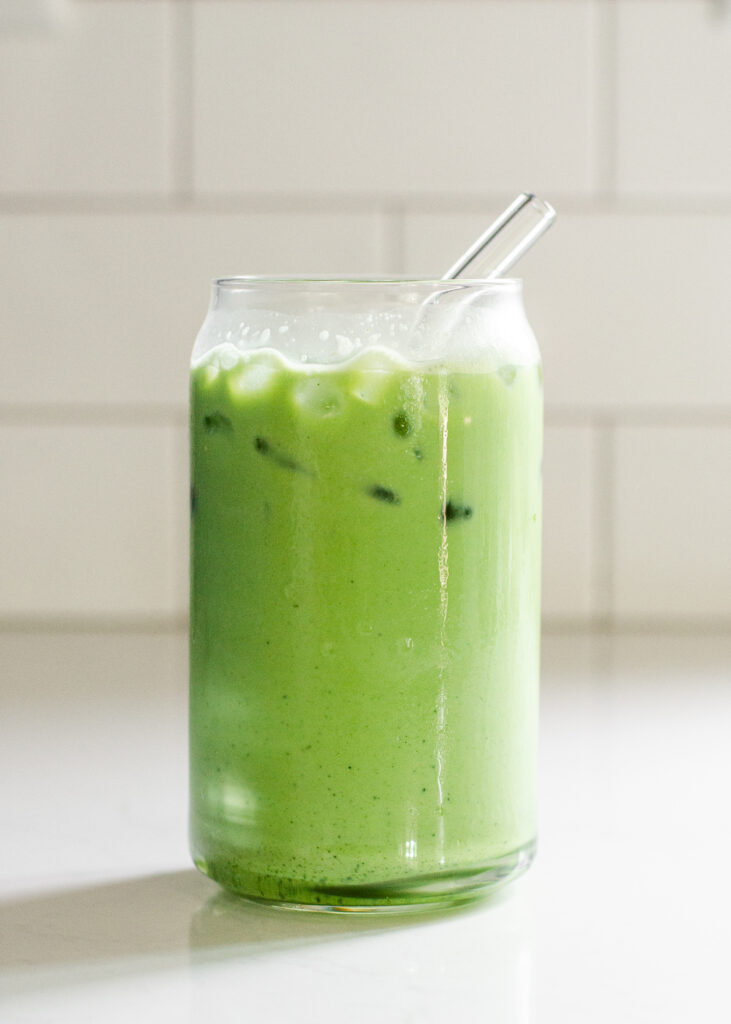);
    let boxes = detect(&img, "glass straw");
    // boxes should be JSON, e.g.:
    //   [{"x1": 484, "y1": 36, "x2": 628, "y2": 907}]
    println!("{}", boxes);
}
[{"x1": 443, "y1": 193, "x2": 555, "y2": 280}]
